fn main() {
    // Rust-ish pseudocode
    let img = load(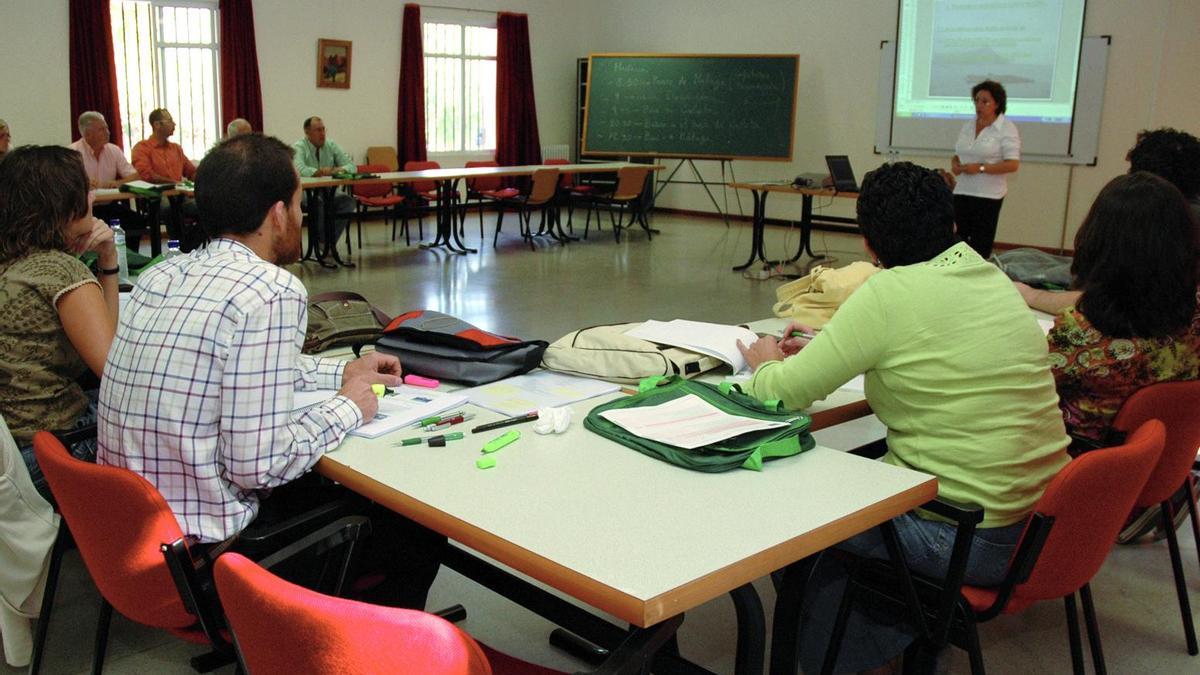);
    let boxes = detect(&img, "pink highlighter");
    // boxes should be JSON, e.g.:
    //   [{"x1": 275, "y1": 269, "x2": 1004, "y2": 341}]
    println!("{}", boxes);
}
[{"x1": 403, "y1": 374, "x2": 440, "y2": 389}]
